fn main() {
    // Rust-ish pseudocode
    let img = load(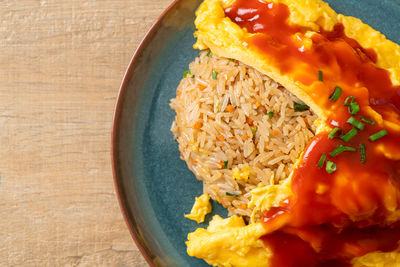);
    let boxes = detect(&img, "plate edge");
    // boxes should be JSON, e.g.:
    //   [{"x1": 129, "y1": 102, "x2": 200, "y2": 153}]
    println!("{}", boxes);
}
[{"x1": 111, "y1": 0, "x2": 184, "y2": 266}]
